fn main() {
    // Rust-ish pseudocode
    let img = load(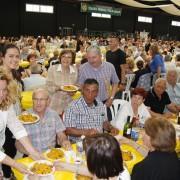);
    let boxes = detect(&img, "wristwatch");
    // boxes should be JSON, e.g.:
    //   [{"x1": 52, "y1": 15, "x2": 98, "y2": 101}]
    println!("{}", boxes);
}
[{"x1": 110, "y1": 96, "x2": 114, "y2": 100}]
